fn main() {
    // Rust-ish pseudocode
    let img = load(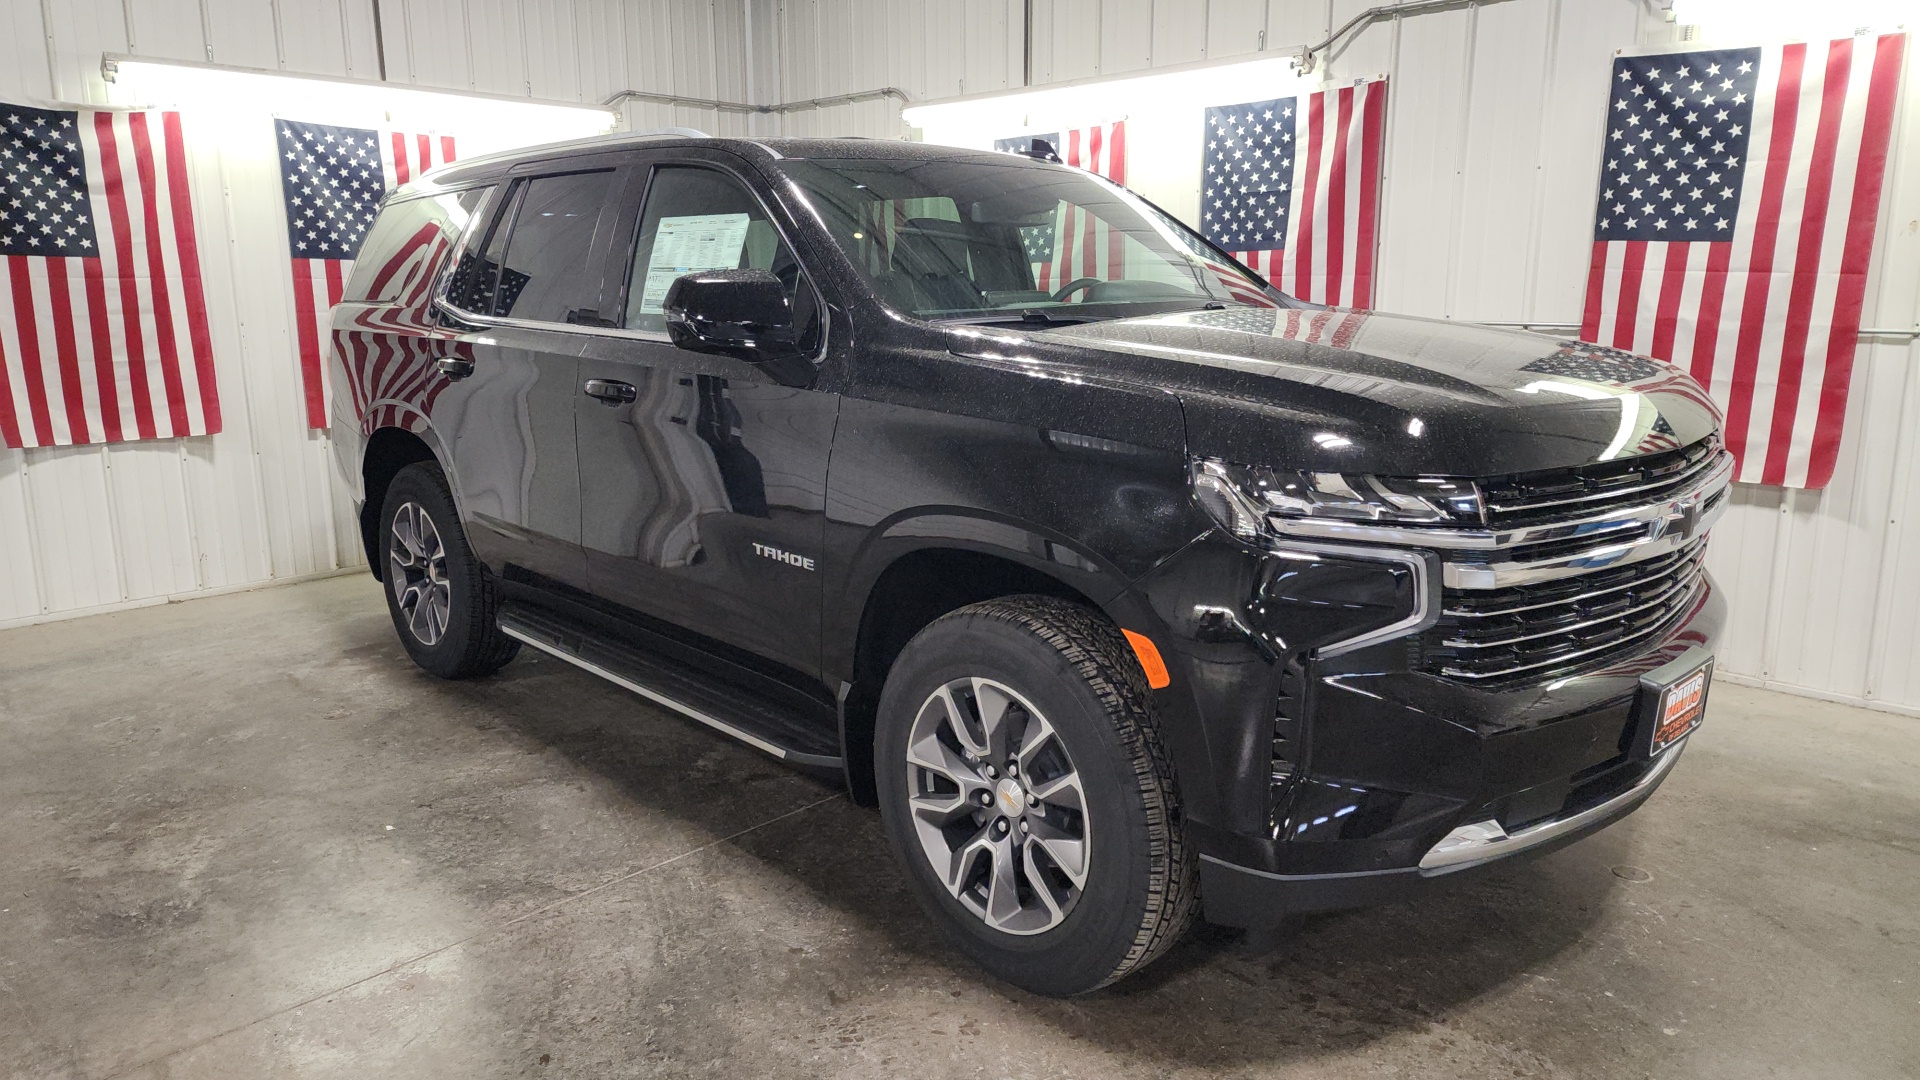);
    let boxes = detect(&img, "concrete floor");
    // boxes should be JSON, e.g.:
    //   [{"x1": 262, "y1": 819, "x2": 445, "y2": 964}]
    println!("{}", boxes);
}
[{"x1": 1, "y1": 576, "x2": 1916, "y2": 1080}]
